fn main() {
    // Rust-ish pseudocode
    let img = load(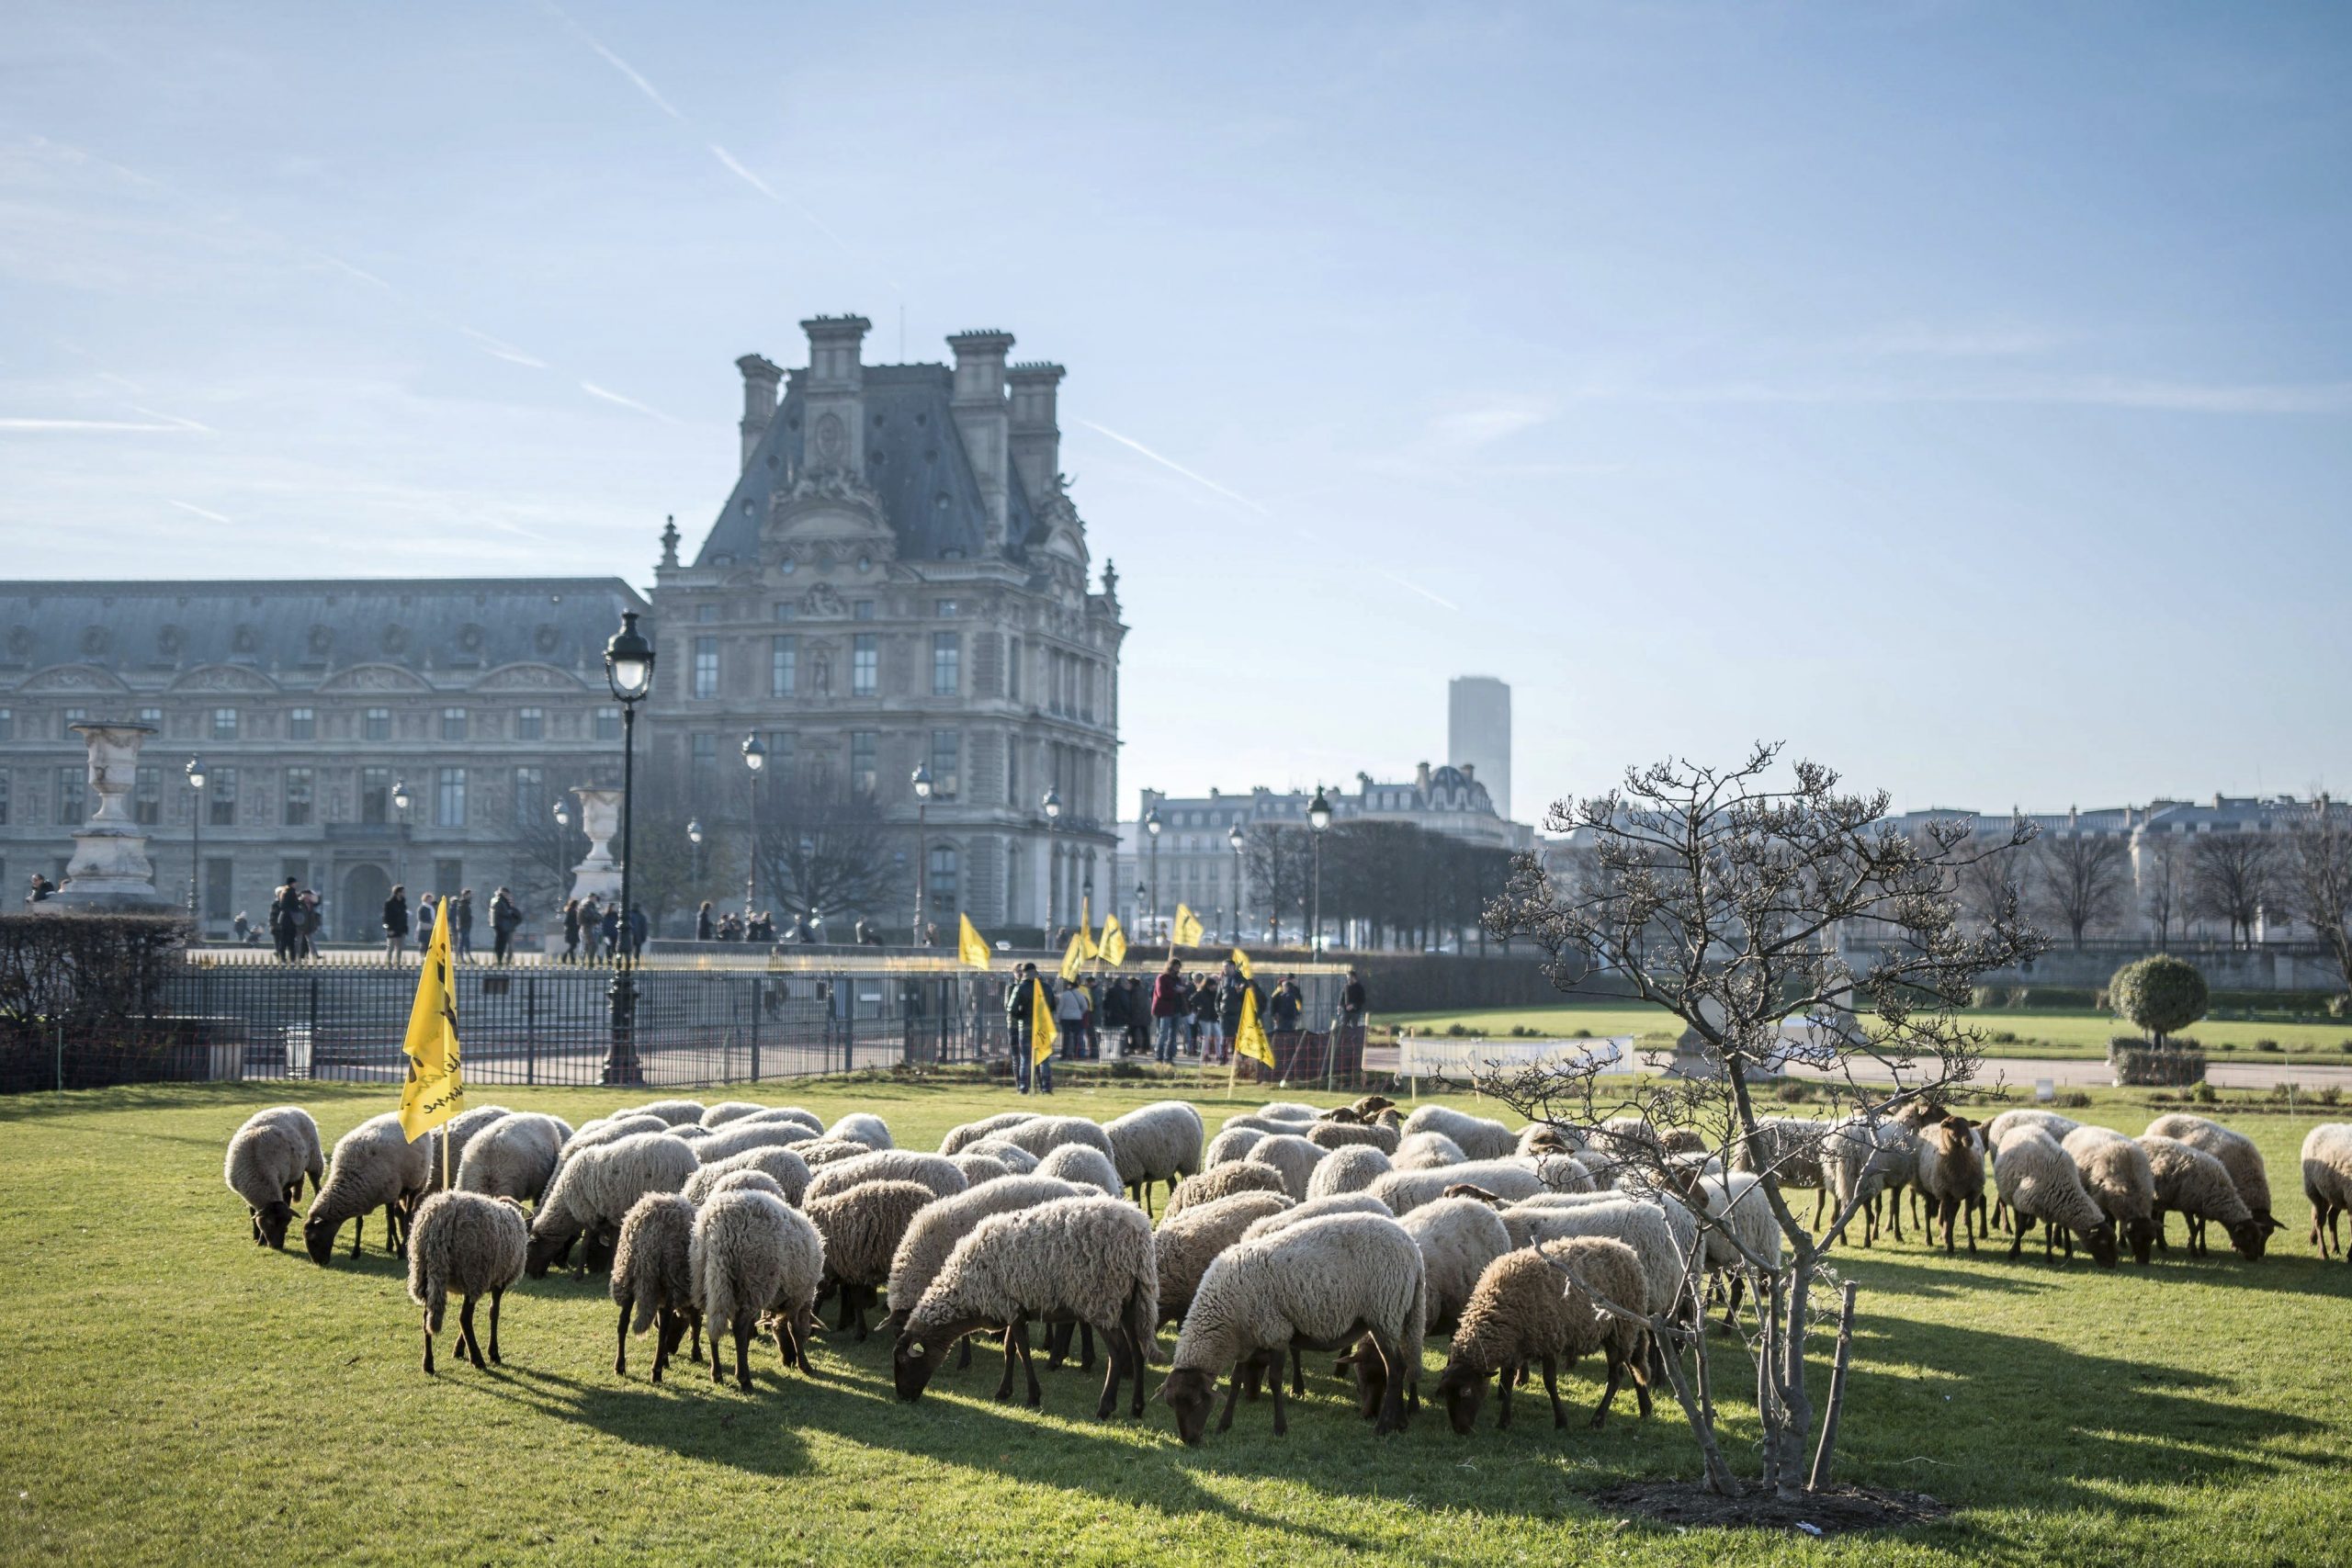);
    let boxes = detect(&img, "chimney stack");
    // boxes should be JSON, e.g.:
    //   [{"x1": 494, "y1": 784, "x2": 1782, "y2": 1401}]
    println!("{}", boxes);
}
[
  {"x1": 948, "y1": 330, "x2": 1015, "y2": 547},
  {"x1": 800, "y1": 316, "x2": 870, "y2": 476},
  {"x1": 1007, "y1": 362, "x2": 1066, "y2": 502},
  {"x1": 736, "y1": 355, "x2": 781, "y2": 469}
]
